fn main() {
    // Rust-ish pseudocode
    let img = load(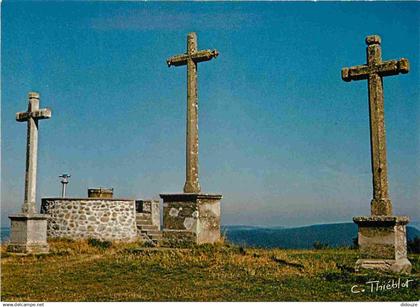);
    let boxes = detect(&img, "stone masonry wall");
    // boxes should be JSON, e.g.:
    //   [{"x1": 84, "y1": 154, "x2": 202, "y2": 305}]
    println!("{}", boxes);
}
[{"x1": 41, "y1": 198, "x2": 137, "y2": 242}]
